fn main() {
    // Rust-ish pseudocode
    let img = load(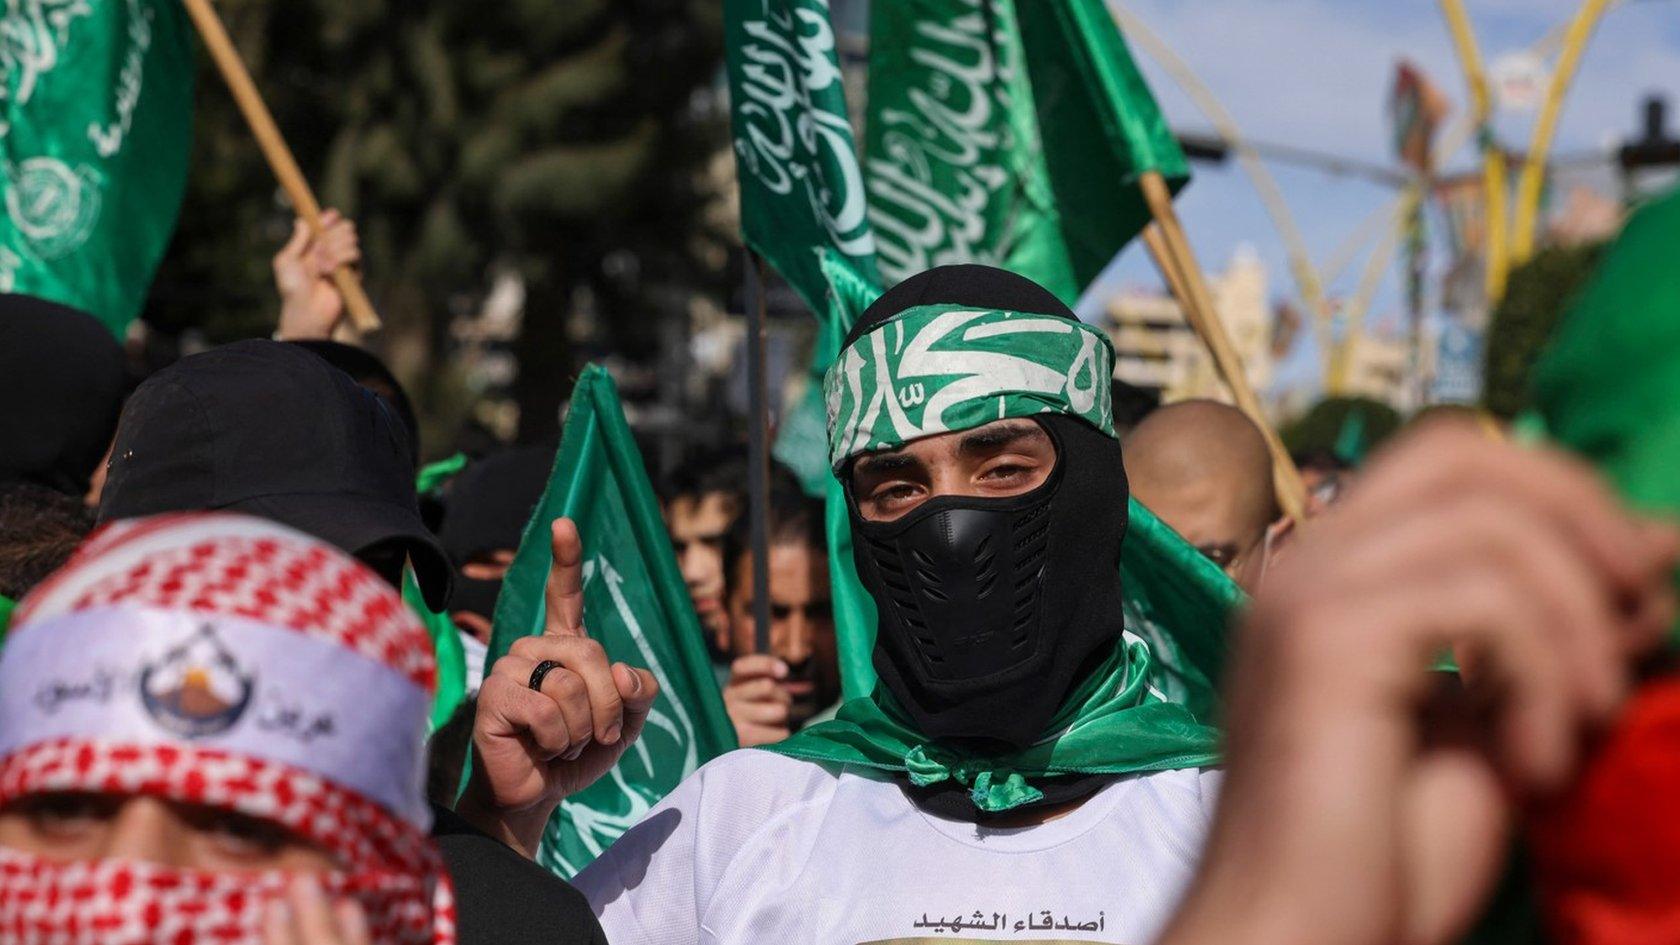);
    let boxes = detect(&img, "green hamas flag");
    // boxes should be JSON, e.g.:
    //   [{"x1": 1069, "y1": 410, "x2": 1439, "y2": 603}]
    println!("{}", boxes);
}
[
  {"x1": 487, "y1": 365, "x2": 738, "y2": 878},
  {"x1": 1, "y1": 0, "x2": 195, "y2": 335},
  {"x1": 1534, "y1": 187, "x2": 1680, "y2": 640},
  {"x1": 724, "y1": 0, "x2": 880, "y2": 314},
  {"x1": 864, "y1": 0, "x2": 1187, "y2": 304}
]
